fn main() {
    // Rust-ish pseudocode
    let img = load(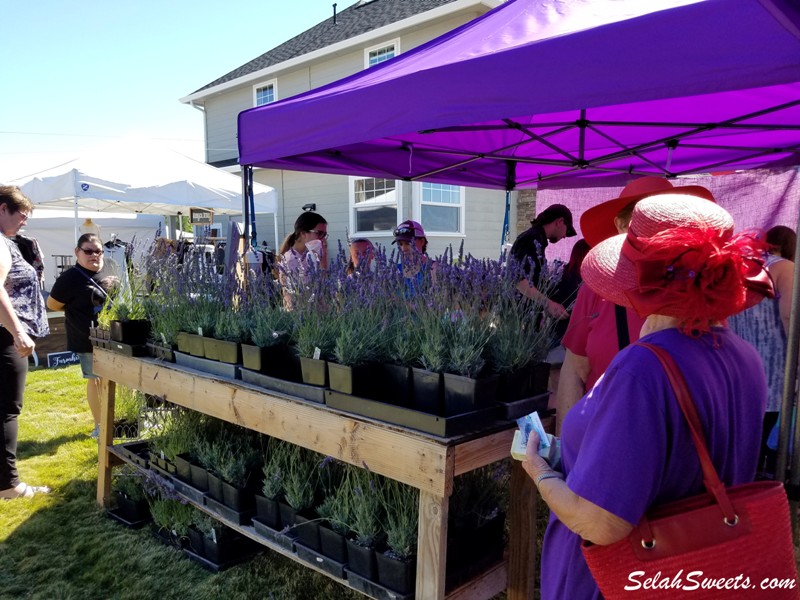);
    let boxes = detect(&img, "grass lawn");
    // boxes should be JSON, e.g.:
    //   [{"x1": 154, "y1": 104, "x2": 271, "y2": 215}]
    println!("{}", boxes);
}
[{"x1": 0, "y1": 364, "x2": 367, "y2": 600}]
